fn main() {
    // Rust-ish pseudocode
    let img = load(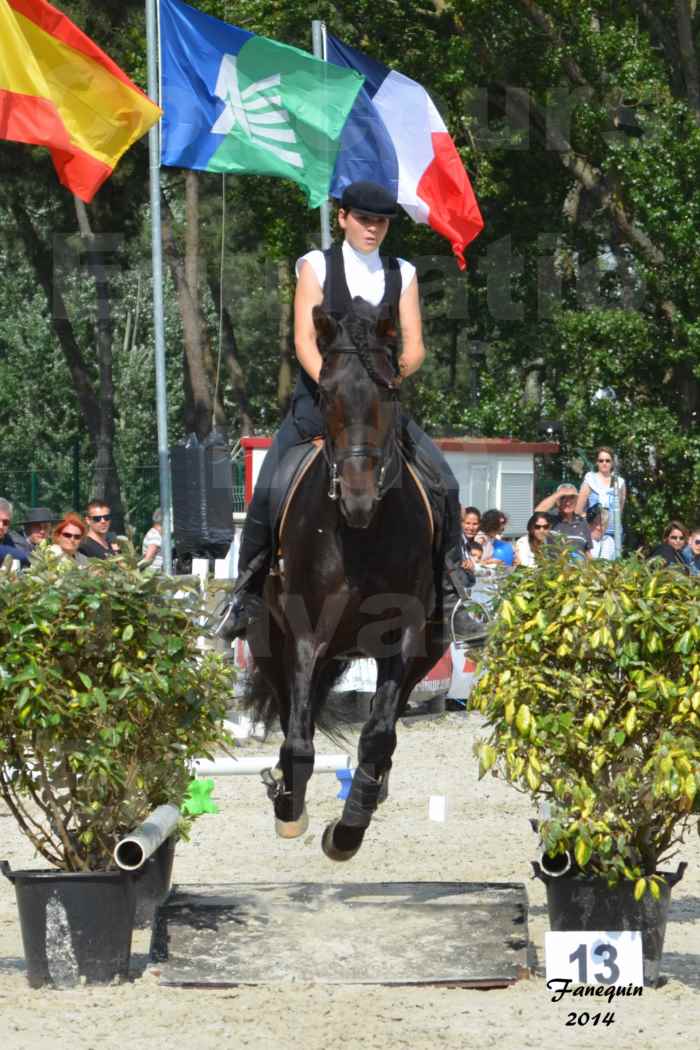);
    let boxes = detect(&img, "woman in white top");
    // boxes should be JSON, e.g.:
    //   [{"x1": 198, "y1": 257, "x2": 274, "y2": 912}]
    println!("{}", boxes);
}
[
  {"x1": 515, "y1": 512, "x2": 551, "y2": 567},
  {"x1": 575, "y1": 447, "x2": 625, "y2": 555}
]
